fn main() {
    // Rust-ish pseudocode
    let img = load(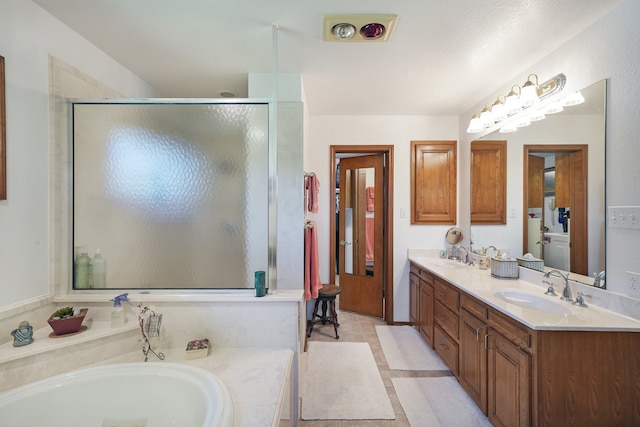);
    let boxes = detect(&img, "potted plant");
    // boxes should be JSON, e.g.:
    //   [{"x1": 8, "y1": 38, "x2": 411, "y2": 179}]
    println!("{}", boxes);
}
[{"x1": 47, "y1": 306, "x2": 88, "y2": 336}]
